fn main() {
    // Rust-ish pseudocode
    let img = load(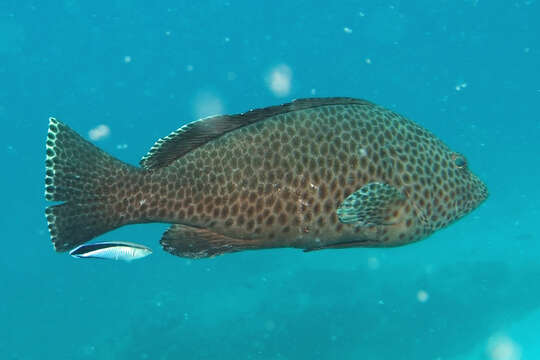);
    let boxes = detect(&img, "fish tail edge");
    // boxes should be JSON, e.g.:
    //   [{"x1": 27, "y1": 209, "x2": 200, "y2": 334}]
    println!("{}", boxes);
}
[{"x1": 45, "y1": 117, "x2": 140, "y2": 252}]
